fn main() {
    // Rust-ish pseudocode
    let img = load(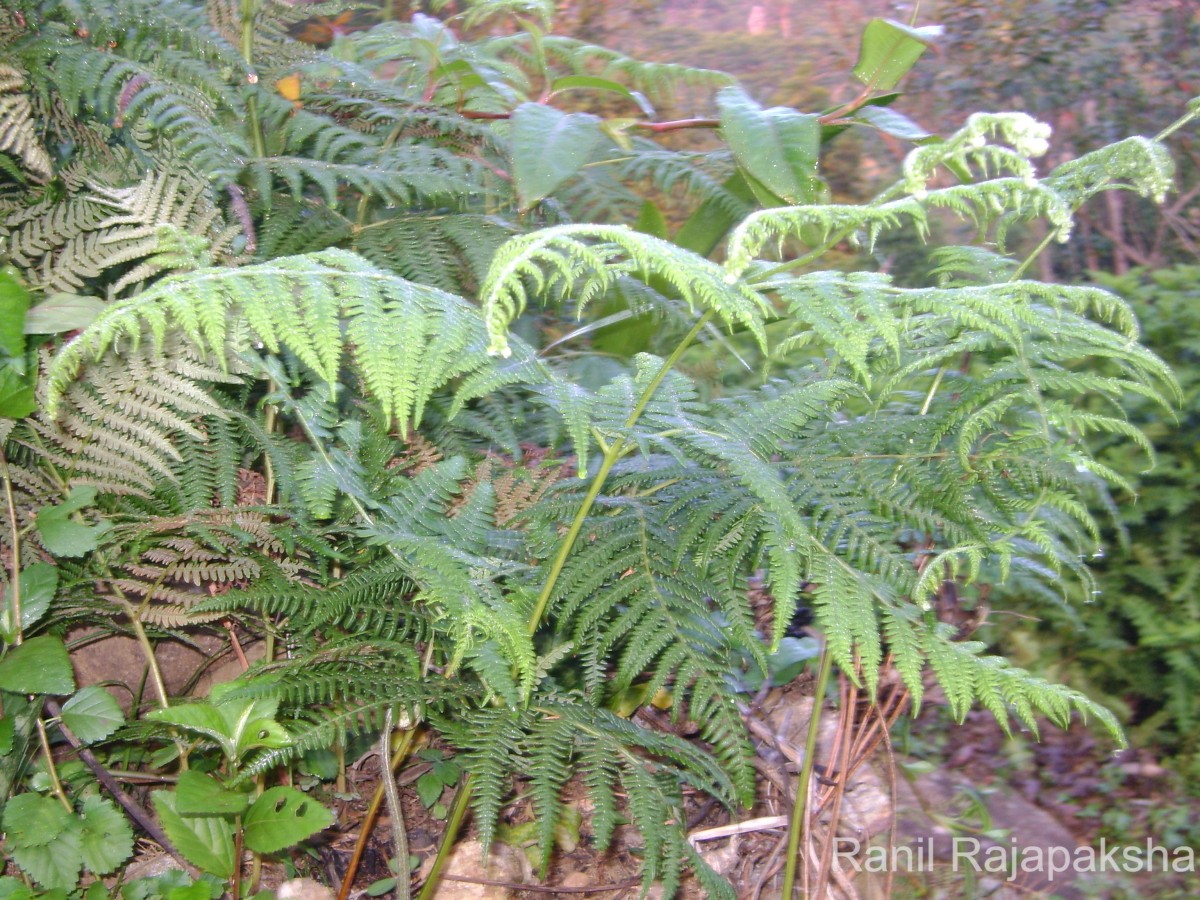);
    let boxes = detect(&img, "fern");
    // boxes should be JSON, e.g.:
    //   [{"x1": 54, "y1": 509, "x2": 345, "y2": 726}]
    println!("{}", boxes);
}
[{"x1": 0, "y1": 63, "x2": 51, "y2": 181}]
